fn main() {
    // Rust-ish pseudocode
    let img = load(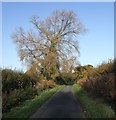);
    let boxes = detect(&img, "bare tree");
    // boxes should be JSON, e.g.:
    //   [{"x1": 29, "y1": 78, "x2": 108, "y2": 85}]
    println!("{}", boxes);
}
[{"x1": 12, "y1": 10, "x2": 86, "y2": 80}]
